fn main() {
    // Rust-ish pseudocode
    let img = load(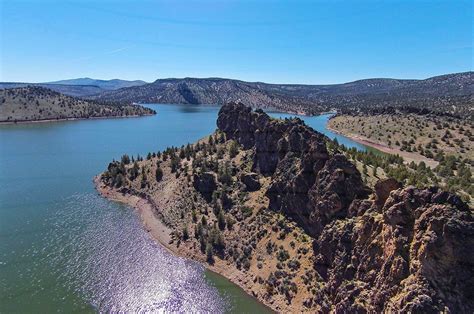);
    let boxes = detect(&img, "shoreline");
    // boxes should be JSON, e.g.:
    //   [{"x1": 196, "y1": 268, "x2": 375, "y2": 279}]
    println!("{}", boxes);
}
[
  {"x1": 326, "y1": 123, "x2": 439, "y2": 168},
  {"x1": 93, "y1": 176, "x2": 275, "y2": 312},
  {"x1": 0, "y1": 103, "x2": 329, "y2": 125},
  {"x1": 140, "y1": 102, "x2": 332, "y2": 117},
  {"x1": 0, "y1": 113, "x2": 155, "y2": 125}
]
